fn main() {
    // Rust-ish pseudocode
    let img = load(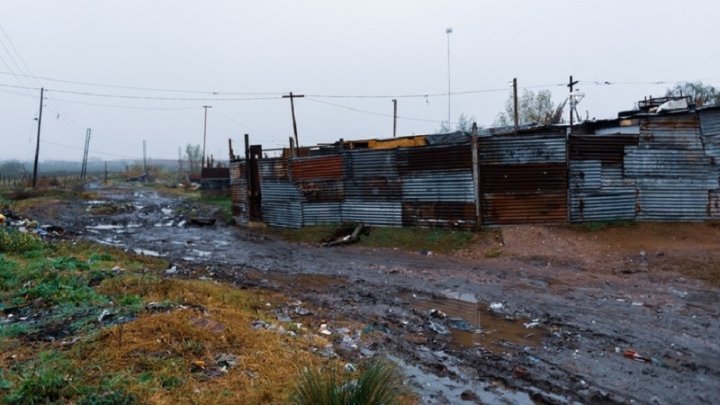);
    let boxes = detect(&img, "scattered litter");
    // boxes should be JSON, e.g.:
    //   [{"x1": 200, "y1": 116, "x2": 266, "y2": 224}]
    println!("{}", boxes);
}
[
  {"x1": 429, "y1": 308, "x2": 447, "y2": 319},
  {"x1": 165, "y1": 265, "x2": 178, "y2": 274},
  {"x1": 489, "y1": 302, "x2": 504, "y2": 311},
  {"x1": 523, "y1": 319, "x2": 540, "y2": 328},
  {"x1": 623, "y1": 349, "x2": 648, "y2": 362},
  {"x1": 344, "y1": 363, "x2": 357, "y2": 373},
  {"x1": 215, "y1": 353, "x2": 237, "y2": 368},
  {"x1": 631, "y1": 301, "x2": 644, "y2": 306},
  {"x1": 251, "y1": 319, "x2": 270, "y2": 329},
  {"x1": 428, "y1": 321, "x2": 449, "y2": 335},
  {"x1": 97, "y1": 309, "x2": 113, "y2": 323},
  {"x1": 319, "y1": 324, "x2": 332, "y2": 335},
  {"x1": 294, "y1": 307, "x2": 311, "y2": 316}
]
